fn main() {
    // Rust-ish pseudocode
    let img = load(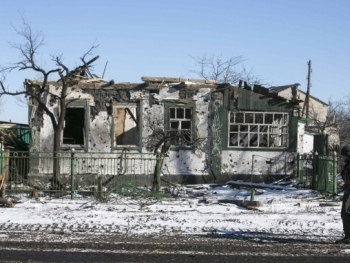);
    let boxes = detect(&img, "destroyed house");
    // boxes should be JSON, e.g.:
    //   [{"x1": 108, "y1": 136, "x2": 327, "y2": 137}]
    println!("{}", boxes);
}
[
  {"x1": 0, "y1": 121, "x2": 30, "y2": 151},
  {"x1": 25, "y1": 76, "x2": 327, "y2": 184}
]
